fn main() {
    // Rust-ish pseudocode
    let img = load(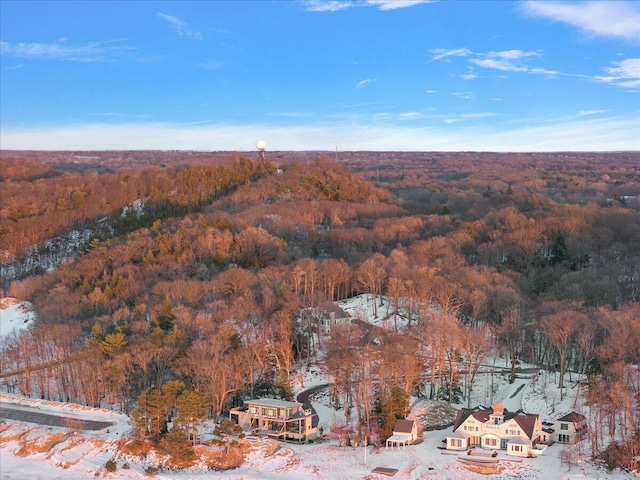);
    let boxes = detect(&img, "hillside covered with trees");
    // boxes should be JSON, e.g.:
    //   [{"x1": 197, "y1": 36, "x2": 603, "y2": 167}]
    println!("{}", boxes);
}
[{"x1": 1, "y1": 150, "x2": 639, "y2": 471}]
